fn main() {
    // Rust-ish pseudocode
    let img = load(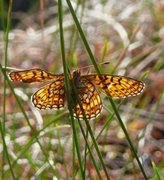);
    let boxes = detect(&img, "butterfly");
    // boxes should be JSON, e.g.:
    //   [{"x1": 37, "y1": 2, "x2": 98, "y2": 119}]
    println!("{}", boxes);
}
[{"x1": 8, "y1": 69, "x2": 145, "y2": 119}]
